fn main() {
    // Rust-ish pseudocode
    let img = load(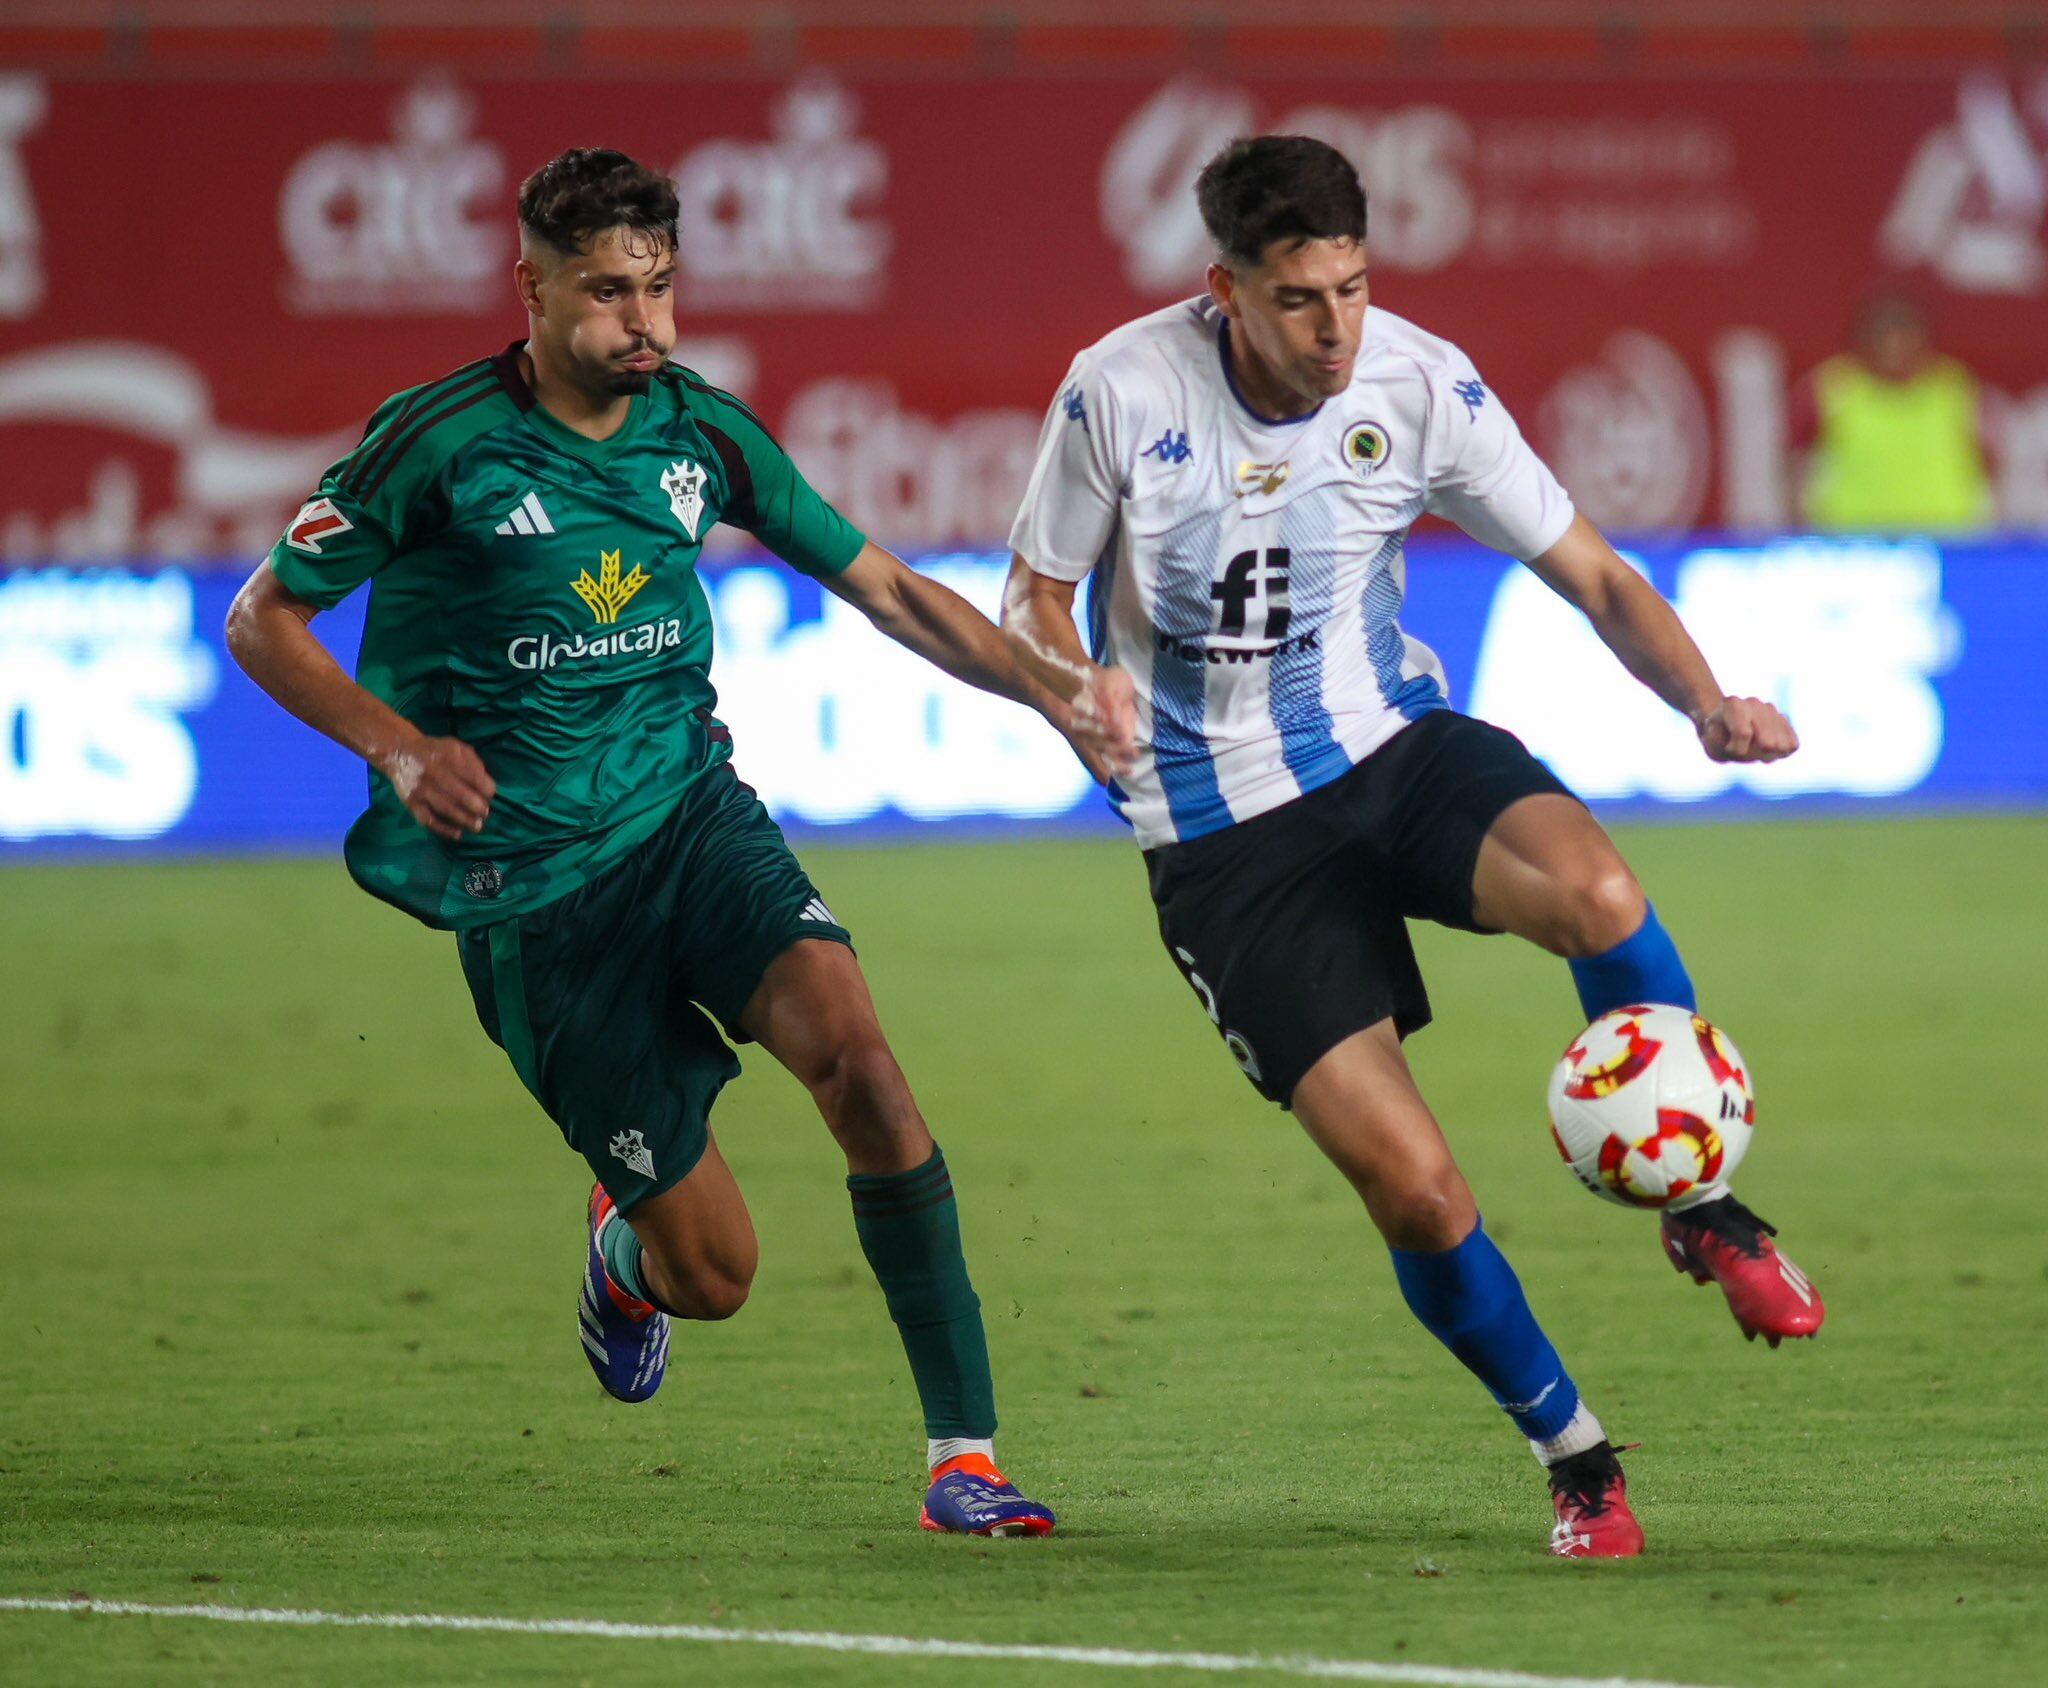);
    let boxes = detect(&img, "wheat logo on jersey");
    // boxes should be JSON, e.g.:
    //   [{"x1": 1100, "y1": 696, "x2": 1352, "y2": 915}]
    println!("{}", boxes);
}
[
  {"x1": 282, "y1": 496, "x2": 355, "y2": 555},
  {"x1": 1343, "y1": 422, "x2": 1391, "y2": 476},
  {"x1": 609, "y1": 1129, "x2": 656, "y2": 1179},
  {"x1": 572, "y1": 551, "x2": 650, "y2": 624},
  {"x1": 661, "y1": 459, "x2": 708, "y2": 539},
  {"x1": 1234, "y1": 460, "x2": 1290, "y2": 498}
]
